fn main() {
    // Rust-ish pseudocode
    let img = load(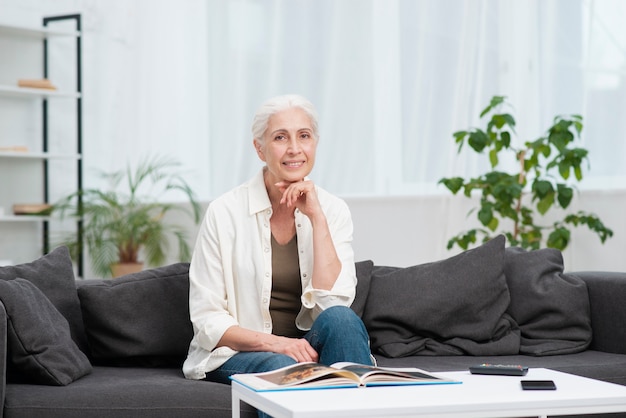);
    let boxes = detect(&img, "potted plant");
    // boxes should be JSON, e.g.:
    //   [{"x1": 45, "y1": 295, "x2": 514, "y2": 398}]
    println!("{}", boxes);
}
[
  {"x1": 53, "y1": 156, "x2": 202, "y2": 278},
  {"x1": 439, "y1": 96, "x2": 613, "y2": 251}
]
